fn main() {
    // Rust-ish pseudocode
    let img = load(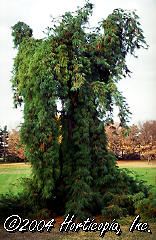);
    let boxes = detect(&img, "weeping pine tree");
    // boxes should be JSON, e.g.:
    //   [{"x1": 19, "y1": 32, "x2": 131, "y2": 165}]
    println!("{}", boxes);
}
[{"x1": 11, "y1": 1, "x2": 148, "y2": 219}]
